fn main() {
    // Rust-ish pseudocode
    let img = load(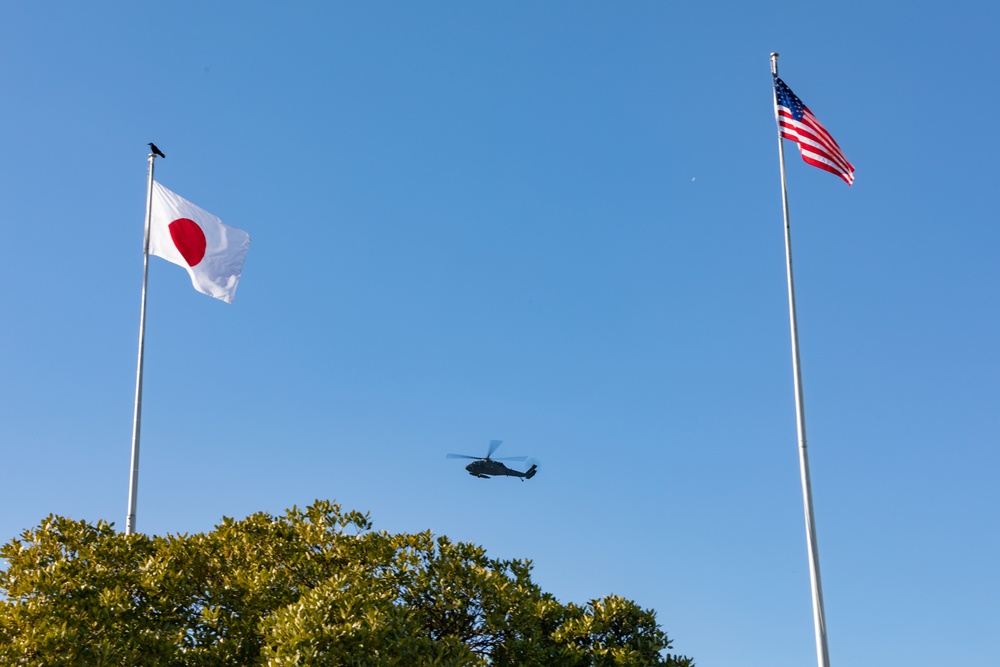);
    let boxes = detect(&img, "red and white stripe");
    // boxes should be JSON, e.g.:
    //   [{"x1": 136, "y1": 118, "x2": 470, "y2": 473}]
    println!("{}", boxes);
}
[{"x1": 777, "y1": 105, "x2": 855, "y2": 186}]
